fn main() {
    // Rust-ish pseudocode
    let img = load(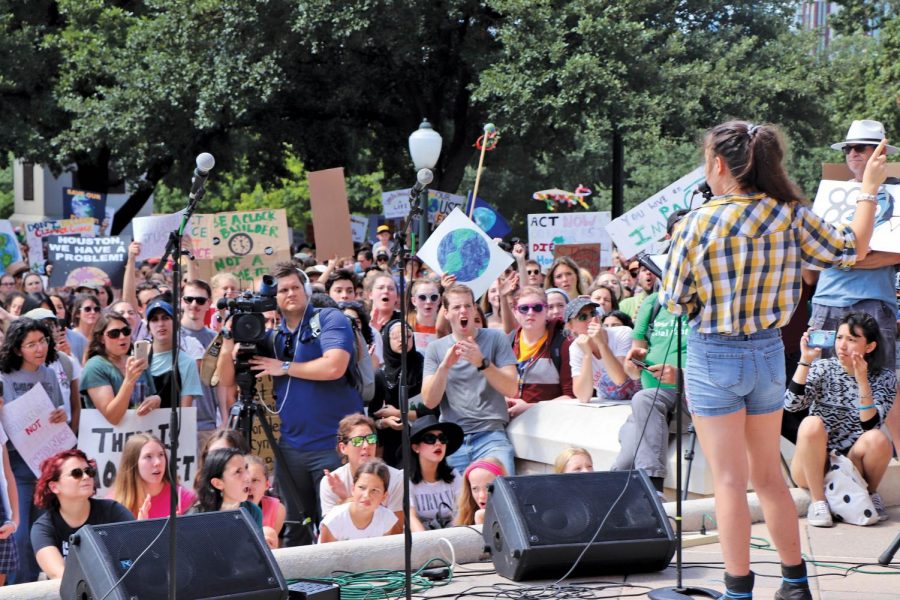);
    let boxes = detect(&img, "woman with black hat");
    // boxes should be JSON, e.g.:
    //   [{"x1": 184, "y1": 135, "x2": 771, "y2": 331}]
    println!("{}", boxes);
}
[{"x1": 409, "y1": 415, "x2": 463, "y2": 530}]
